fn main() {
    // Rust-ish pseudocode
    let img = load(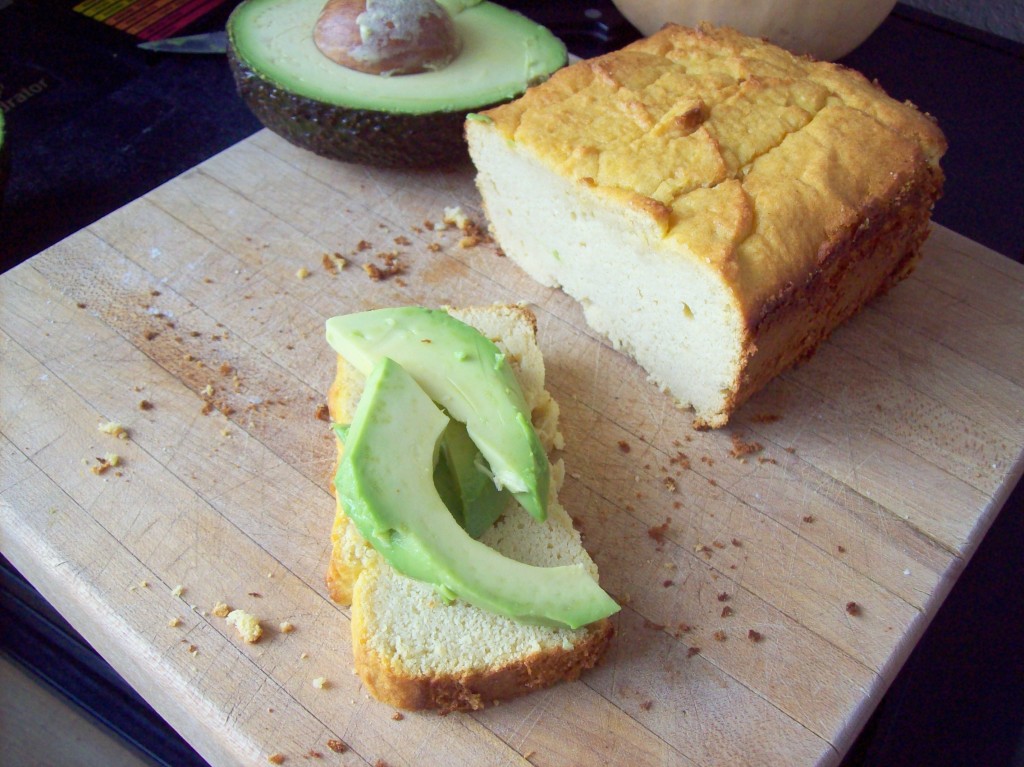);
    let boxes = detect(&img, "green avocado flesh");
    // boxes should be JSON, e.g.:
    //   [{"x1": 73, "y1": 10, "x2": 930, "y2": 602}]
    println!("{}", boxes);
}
[
  {"x1": 438, "y1": 418, "x2": 509, "y2": 538},
  {"x1": 227, "y1": 0, "x2": 566, "y2": 166},
  {"x1": 327, "y1": 307, "x2": 549, "y2": 522},
  {"x1": 433, "y1": 419, "x2": 510, "y2": 538},
  {"x1": 335, "y1": 357, "x2": 618, "y2": 629}
]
